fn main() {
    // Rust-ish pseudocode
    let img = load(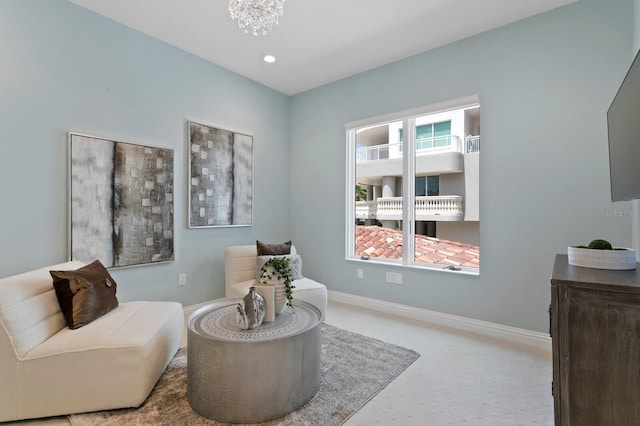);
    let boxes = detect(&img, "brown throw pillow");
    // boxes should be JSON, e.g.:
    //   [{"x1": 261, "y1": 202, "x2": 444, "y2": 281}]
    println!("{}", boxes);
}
[
  {"x1": 50, "y1": 260, "x2": 119, "y2": 329},
  {"x1": 256, "y1": 240, "x2": 292, "y2": 256}
]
